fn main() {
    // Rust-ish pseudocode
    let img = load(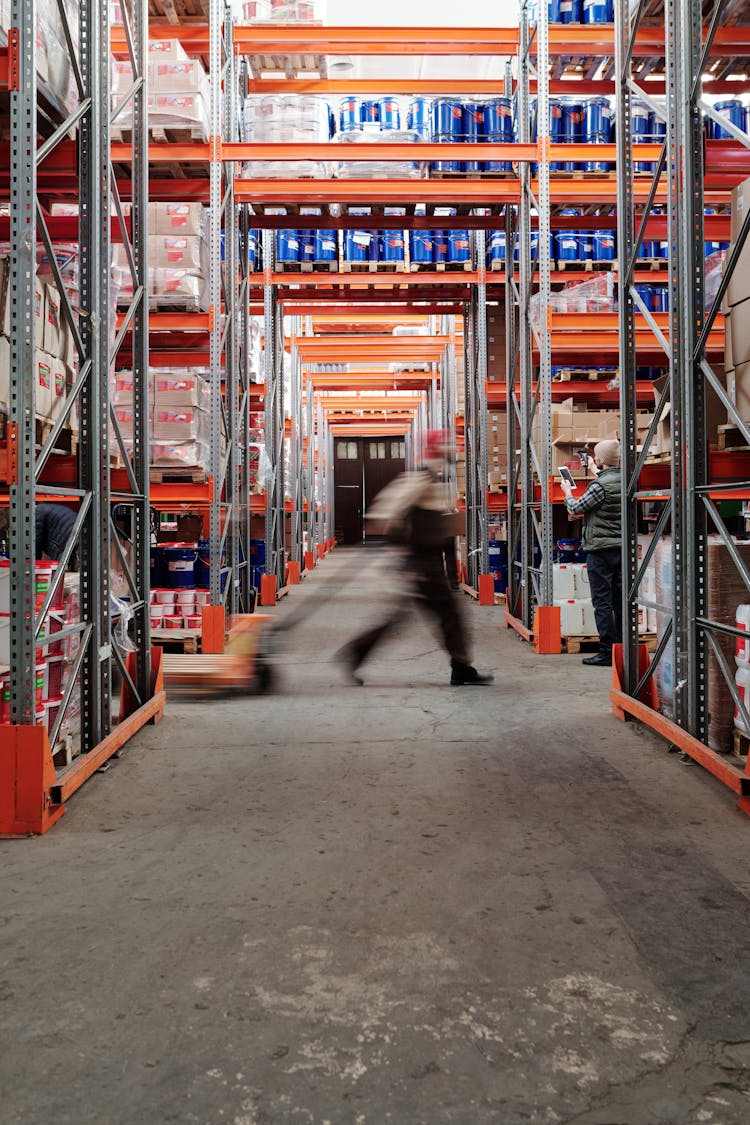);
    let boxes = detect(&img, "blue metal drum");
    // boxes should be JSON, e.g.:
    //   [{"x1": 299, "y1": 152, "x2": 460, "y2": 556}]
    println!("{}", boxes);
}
[
  {"x1": 339, "y1": 96, "x2": 361, "y2": 133},
  {"x1": 560, "y1": 0, "x2": 583, "y2": 20},
  {"x1": 635, "y1": 283, "x2": 655, "y2": 311},
  {"x1": 368, "y1": 233, "x2": 381, "y2": 263},
  {"x1": 380, "y1": 231, "x2": 405, "y2": 264},
  {"x1": 549, "y1": 97, "x2": 565, "y2": 170},
  {"x1": 632, "y1": 100, "x2": 652, "y2": 172},
  {"x1": 378, "y1": 97, "x2": 400, "y2": 131},
  {"x1": 579, "y1": 231, "x2": 594, "y2": 262},
  {"x1": 651, "y1": 286, "x2": 668, "y2": 312},
  {"x1": 592, "y1": 230, "x2": 616, "y2": 261},
  {"x1": 247, "y1": 230, "x2": 257, "y2": 270},
  {"x1": 483, "y1": 96, "x2": 514, "y2": 172},
  {"x1": 462, "y1": 102, "x2": 484, "y2": 173},
  {"x1": 583, "y1": 0, "x2": 613, "y2": 22},
  {"x1": 344, "y1": 230, "x2": 369, "y2": 263},
  {"x1": 431, "y1": 98, "x2": 462, "y2": 173},
  {"x1": 407, "y1": 96, "x2": 431, "y2": 139},
  {"x1": 276, "y1": 229, "x2": 299, "y2": 264},
  {"x1": 711, "y1": 99, "x2": 745, "y2": 140},
  {"x1": 299, "y1": 230, "x2": 315, "y2": 266},
  {"x1": 432, "y1": 231, "x2": 449, "y2": 265},
  {"x1": 548, "y1": 0, "x2": 563, "y2": 20},
  {"x1": 561, "y1": 100, "x2": 583, "y2": 171},
  {"x1": 314, "y1": 229, "x2": 337, "y2": 263},
  {"x1": 361, "y1": 100, "x2": 380, "y2": 126},
  {"x1": 582, "y1": 96, "x2": 612, "y2": 171},
  {"x1": 448, "y1": 230, "x2": 471, "y2": 264},
  {"x1": 488, "y1": 230, "x2": 506, "y2": 264},
  {"x1": 410, "y1": 230, "x2": 433, "y2": 265}
]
